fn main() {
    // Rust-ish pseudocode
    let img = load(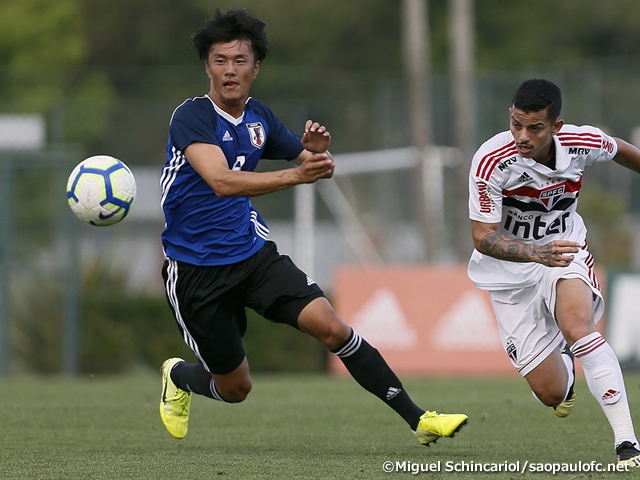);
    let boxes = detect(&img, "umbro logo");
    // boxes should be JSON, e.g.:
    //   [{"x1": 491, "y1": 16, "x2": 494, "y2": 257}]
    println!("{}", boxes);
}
[
  {"x1": 602, "y1": 389, "x2": 621, "y2": 401},
  {"x1": 222, "y1": 130, "x2": 233, "y2": 141},
  {"x1": 386, "y1": 387, "x2": 402, "y2": 400},
  {"x1": 517, "y1": 172, "x2": 533, "y2": 183}
]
